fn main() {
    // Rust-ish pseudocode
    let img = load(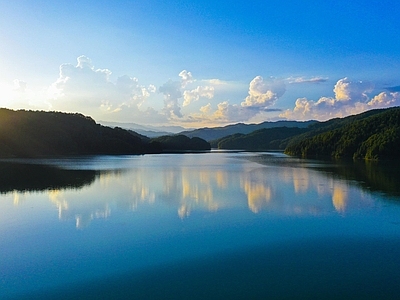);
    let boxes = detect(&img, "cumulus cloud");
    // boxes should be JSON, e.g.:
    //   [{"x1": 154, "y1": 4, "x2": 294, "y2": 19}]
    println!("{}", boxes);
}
[
  {"x1": 179, "y1": 70, "x2": 193, "y2": 87},
  {"x1": 159, "y1": 79, "x2": 183, "y2": 118},
  {"x1": 333, "y1": 78, "x2": 373, "y2": 102},
  {"x1": 51, "y1": 55, "x2": 114, "y2": 109},
  {"x1": 159, "y1": 70, "x2": 215, "y2": 118},
  {"x1": 115, "y1": 75, "x2": 155, "y2": 108},
  {"x1": 281, "y1": 77, "x2": 400, "y2": 121},
  {"x1": 180, "y1": 101, "x2": 260, "y2": 127},
  {"x1": 49, "y1": 55, "x2": 156, "y2": 121},
  {"x1": 210, "y1": 102, "x2": 259, "y2": 123},
  {"x1": 179, "y1": 76, "x2": 288, "y2": 126},
  {"x1": 241, "y1": 76, "x2": 286, "y2": 108},
  {"x1": 9, "y1": 55, "x2": 399, "y2": 128},
  {"x1": 368, "y1": 92, "x2": 400, "y2": 108},
  {"x1": 183, "y1": 86, "x2": 214, "y2": 106},
  {"x1": 200, "y1": 103, "x2": 212, "y2": 114}
]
